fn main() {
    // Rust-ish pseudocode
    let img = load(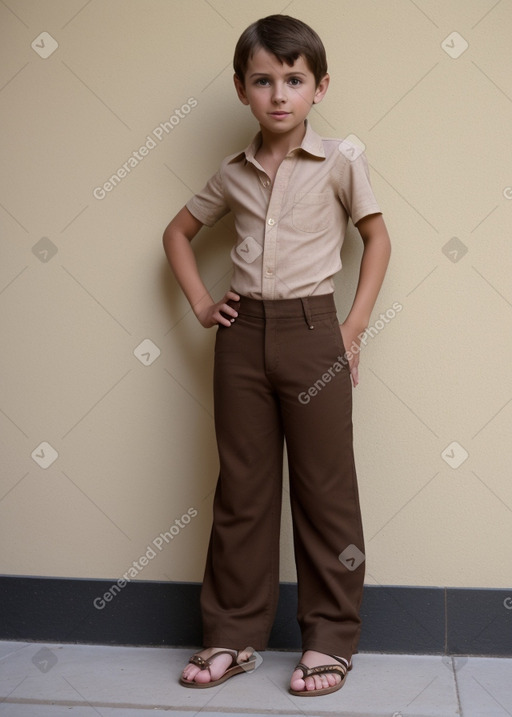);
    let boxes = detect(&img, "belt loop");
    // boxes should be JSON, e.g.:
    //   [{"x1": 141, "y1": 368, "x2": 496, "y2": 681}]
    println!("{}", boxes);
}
[{"x1": 301, "y1": 297, "x2": 315, "y2": 330}]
